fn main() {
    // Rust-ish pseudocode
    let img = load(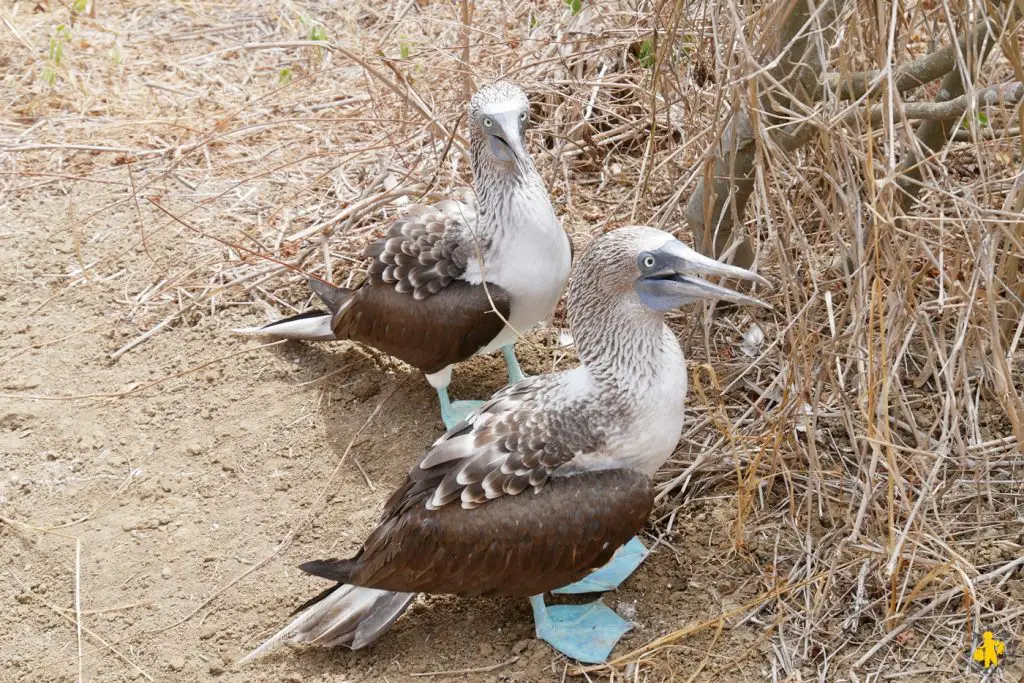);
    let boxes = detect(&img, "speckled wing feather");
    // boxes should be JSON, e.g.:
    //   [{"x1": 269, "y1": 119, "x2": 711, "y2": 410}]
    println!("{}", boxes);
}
[
  {"x1": 363, "y1": 199, "x2": 478, "y2": 300},
  {"x1": 297, "y1": 375, "x2": 653, "y2": 598},
  {"x1": 413, "y1": 376, "x2": 607, "y2": 510},
  {"x1": 318, "y1": 197, "x2": 512, "y2": 375}
]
